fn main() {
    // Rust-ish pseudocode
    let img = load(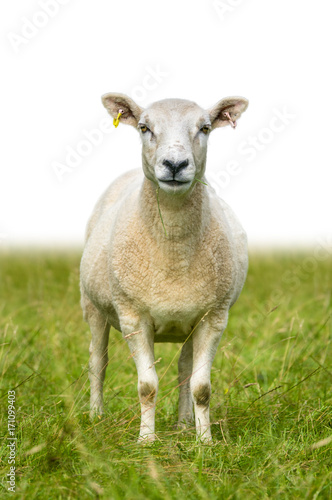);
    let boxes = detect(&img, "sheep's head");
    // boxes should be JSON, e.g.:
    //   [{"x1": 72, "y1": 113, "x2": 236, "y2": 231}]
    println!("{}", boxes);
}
[{"x1": 102, "y1": 93, "x2": 248, "y2": 195}]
